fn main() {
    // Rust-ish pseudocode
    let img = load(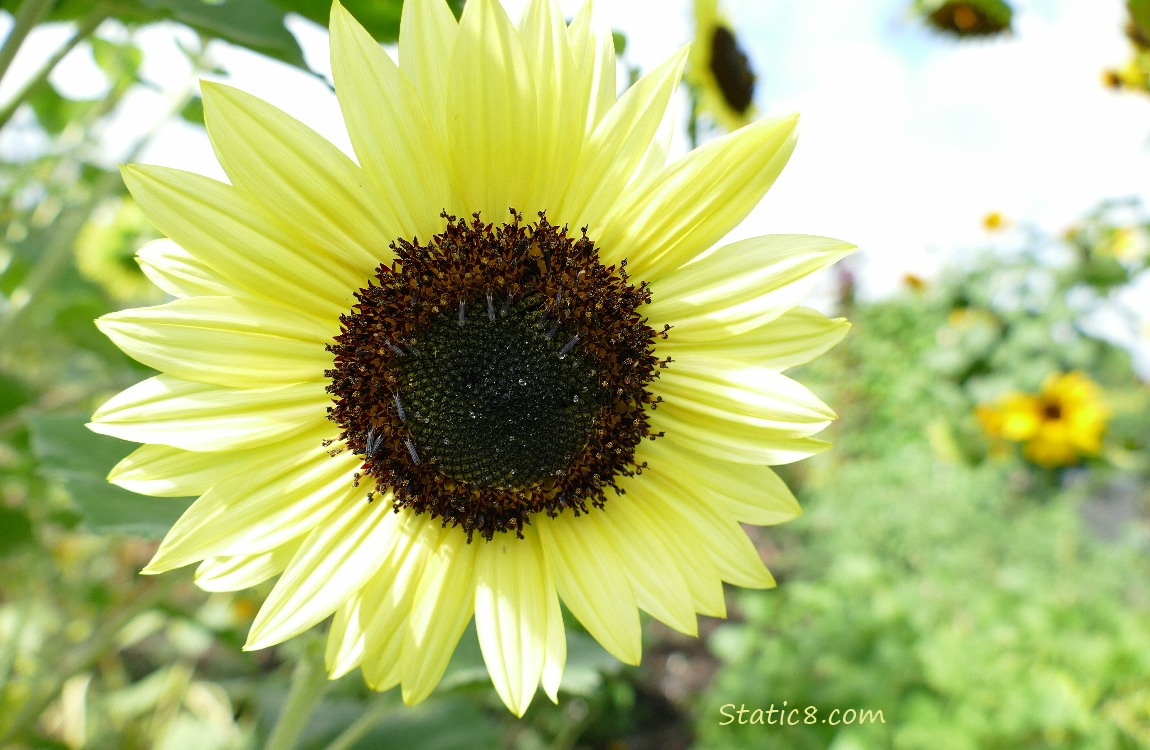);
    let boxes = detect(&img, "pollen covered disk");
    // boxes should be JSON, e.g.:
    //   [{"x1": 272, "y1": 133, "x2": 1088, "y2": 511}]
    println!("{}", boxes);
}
[{"x1": 325, "y1": 211, "x2": 669, "y2": 541}]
